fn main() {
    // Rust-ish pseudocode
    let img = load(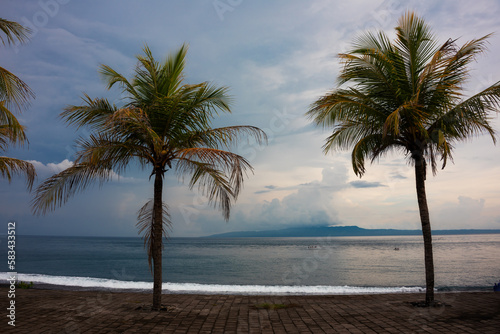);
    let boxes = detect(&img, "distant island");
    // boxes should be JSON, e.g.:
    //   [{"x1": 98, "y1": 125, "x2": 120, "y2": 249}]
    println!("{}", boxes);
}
[{"x1": 205, "y1": 225, "x2": 500, "y2": 238}]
